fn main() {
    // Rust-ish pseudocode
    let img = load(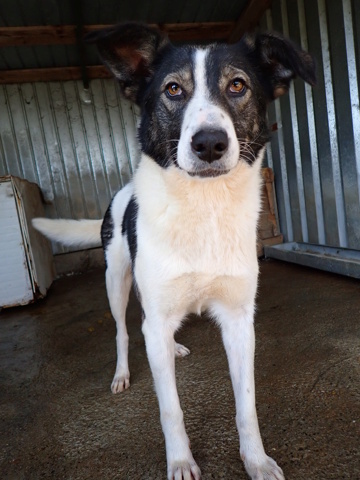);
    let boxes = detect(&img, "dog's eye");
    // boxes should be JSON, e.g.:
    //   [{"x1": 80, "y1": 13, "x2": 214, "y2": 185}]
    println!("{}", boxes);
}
[
  {"x1": 229, "y1": 78, "x2": 246, "y2": 95},
  {"x1": 166, "y1": 83, "x2": 183, "y2": 97}
]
